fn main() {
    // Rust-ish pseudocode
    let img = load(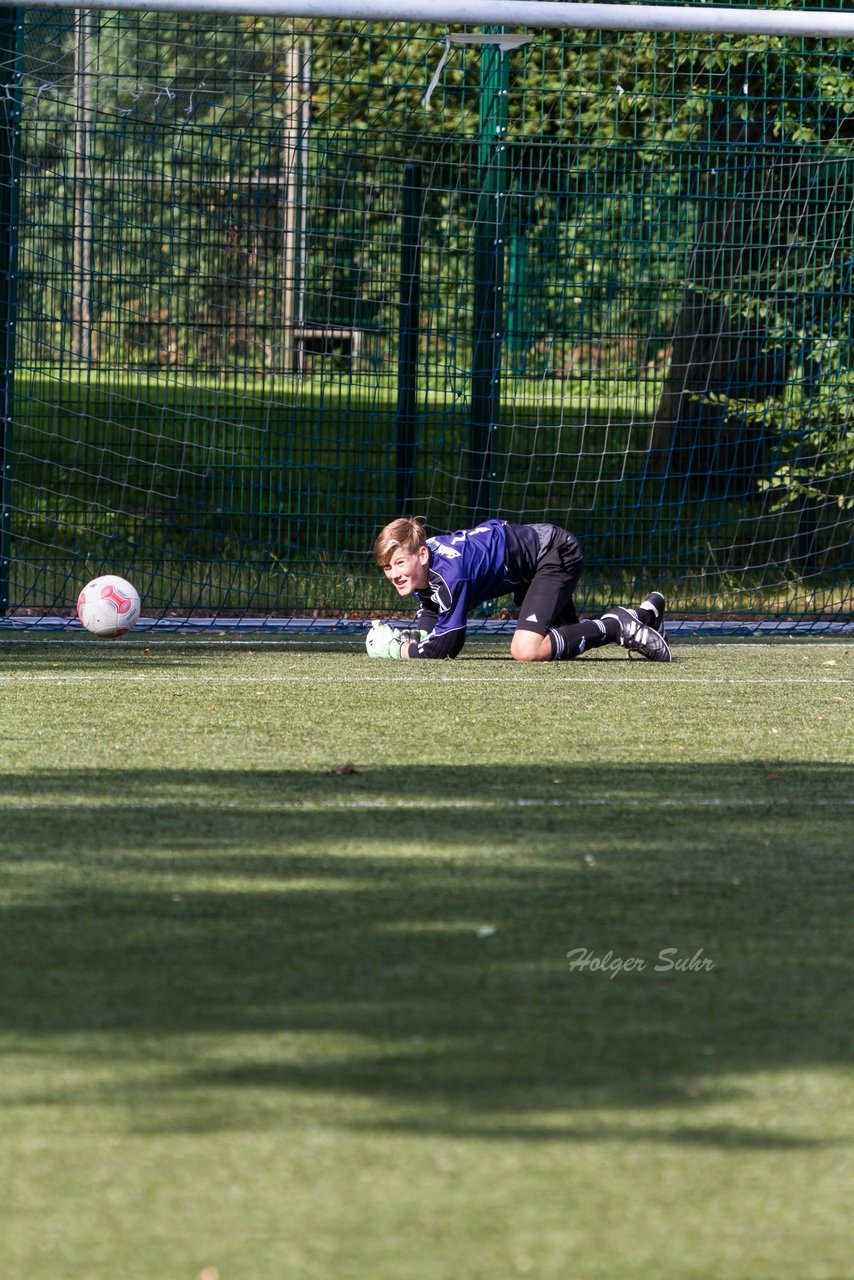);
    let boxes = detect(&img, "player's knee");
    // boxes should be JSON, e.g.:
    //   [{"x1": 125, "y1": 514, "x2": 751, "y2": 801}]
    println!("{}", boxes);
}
[{"x1": 510, "y1": 631, "x2": 548, "y2": 662}]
